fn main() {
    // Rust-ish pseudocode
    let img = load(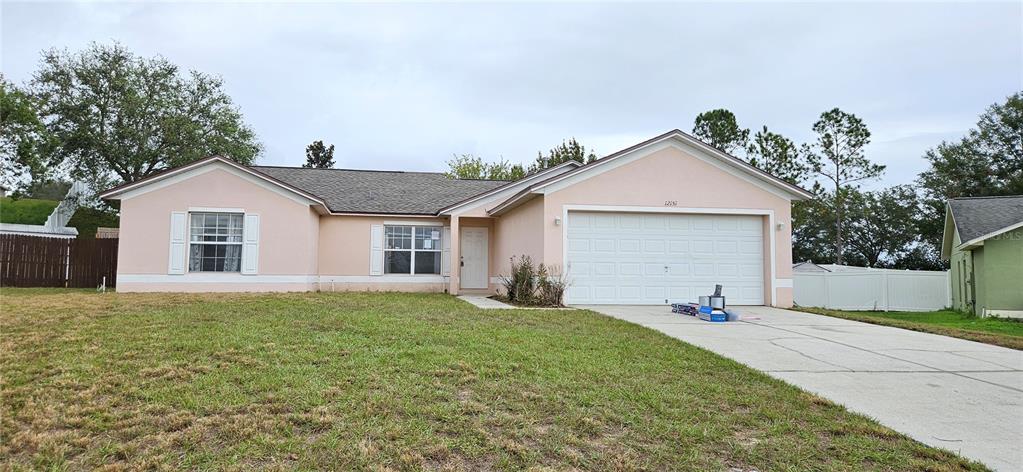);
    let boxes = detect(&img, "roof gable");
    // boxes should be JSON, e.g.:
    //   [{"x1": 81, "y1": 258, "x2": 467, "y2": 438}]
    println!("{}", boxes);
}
[
  {"x1": 531, "y1": 130, "x2": 812, "y2": 200},
  {"x1": 99, "y1": 156, "x2": 328, "y2": 209},
  {"x1": 489, "y1": 130, "x2": 812, "y2": 215}
]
